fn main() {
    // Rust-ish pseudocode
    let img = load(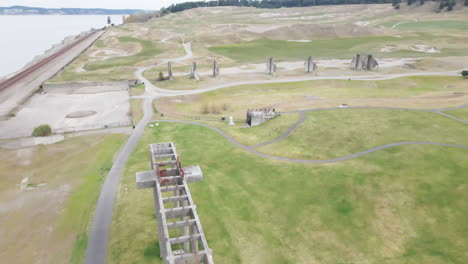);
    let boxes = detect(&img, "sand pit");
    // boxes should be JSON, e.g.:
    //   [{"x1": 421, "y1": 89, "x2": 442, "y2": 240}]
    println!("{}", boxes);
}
[
  {"x1": 259, "y1": 13, "x2": 281, "y2": 18},
  {"x1": 380, "y1": 45, "x2": 397, "y2": 52},
  {"x1": 66, "y1": 110, "x2": 97, "y2": 118},
  {"x1": 89, "y1": 48, "x2": 132, "y2": 60},
  {"x1": 287, "y1": 40, "x2": 312, "y2": 42},
  {"x1": 244, "y1": 25, "x2": 283, "y2": 33},
  {"x1": 354, "y1": 21, "x2": 370, "y2": 26},
  {"x1": 410, "y1": 45, "x2": 441, "y2": 53}
]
